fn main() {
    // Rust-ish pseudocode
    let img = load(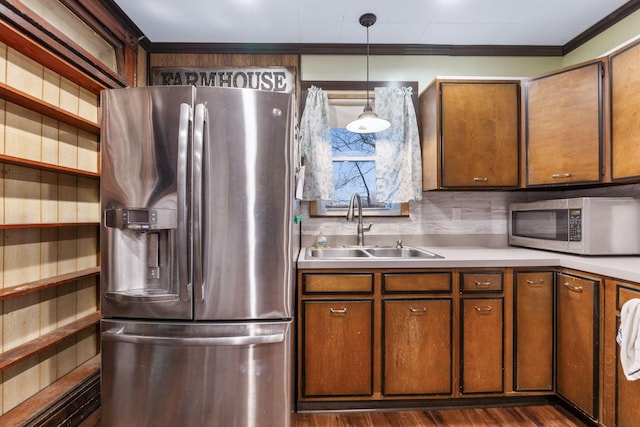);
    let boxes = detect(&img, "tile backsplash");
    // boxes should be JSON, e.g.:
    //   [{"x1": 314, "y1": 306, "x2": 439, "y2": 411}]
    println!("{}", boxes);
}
[{"x1": 300, "y1": 183, "x2": 640, "y2": 248}]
